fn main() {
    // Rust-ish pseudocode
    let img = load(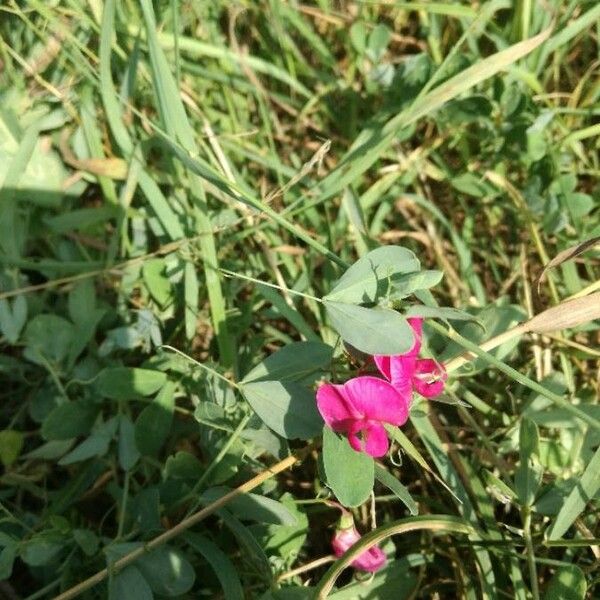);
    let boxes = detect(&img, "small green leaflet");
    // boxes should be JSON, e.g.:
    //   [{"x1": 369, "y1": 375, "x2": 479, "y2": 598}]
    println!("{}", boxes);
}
[
  {"x1": 325, "y1": 246, "x2": 420, "y2": 305},
  {"x1": 324, "y1": 301, "x2": 414, "y2": 355}
]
